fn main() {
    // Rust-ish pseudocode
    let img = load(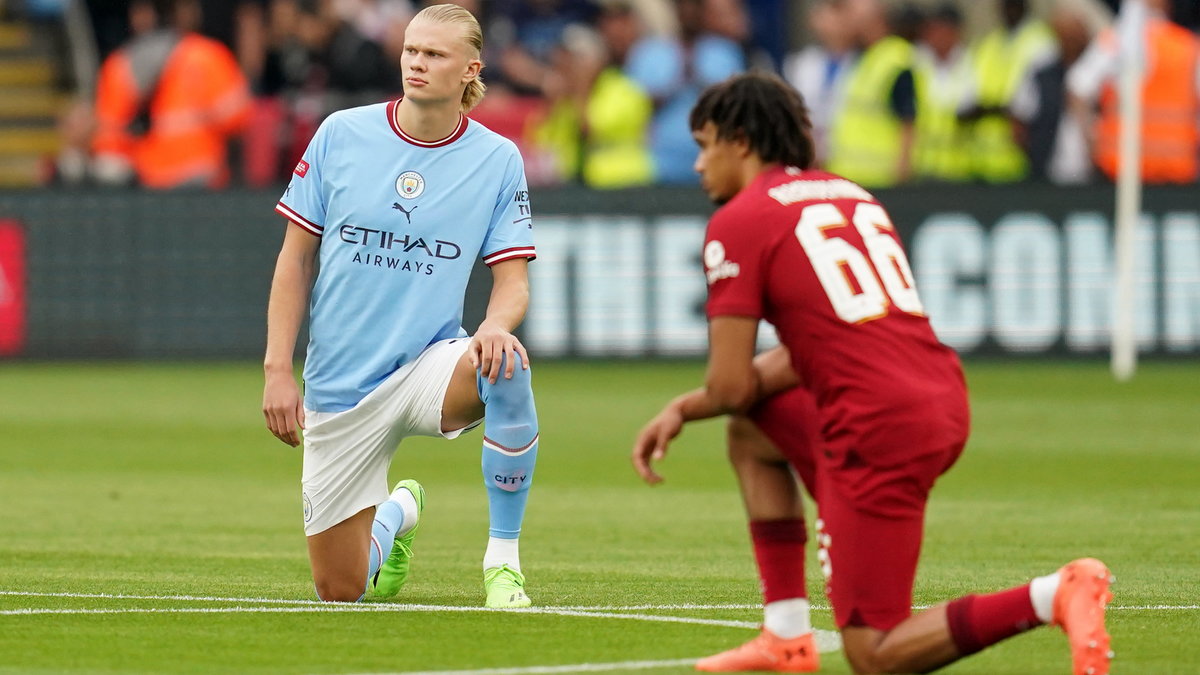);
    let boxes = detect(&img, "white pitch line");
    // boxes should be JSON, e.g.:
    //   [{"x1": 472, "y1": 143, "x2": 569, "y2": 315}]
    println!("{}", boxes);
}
[
  {"x1": 551, "y1": 604, "x2": 759, "y2": 611},
  {"x1": 0, "y1": 588, "x2": 331, "y2": 605},
  {"x1": 2, "y1": 591, "x2": 1194, "y2": 615},
  {"x1": 1109, "y1": 604, "x2": 1200, "y2": 610},
  {"x1": 0, "y1": 605, "x2": 761, "y2": 631},
  {"x1": 1, "y1": 607, "x2": 391, "y2": 616},
  {"x1": 533, "y1": 608, "x2": 756, "y2": 629},
  {"x1": 346, "y1": 657, "x2": 701, "y2": 675}
]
